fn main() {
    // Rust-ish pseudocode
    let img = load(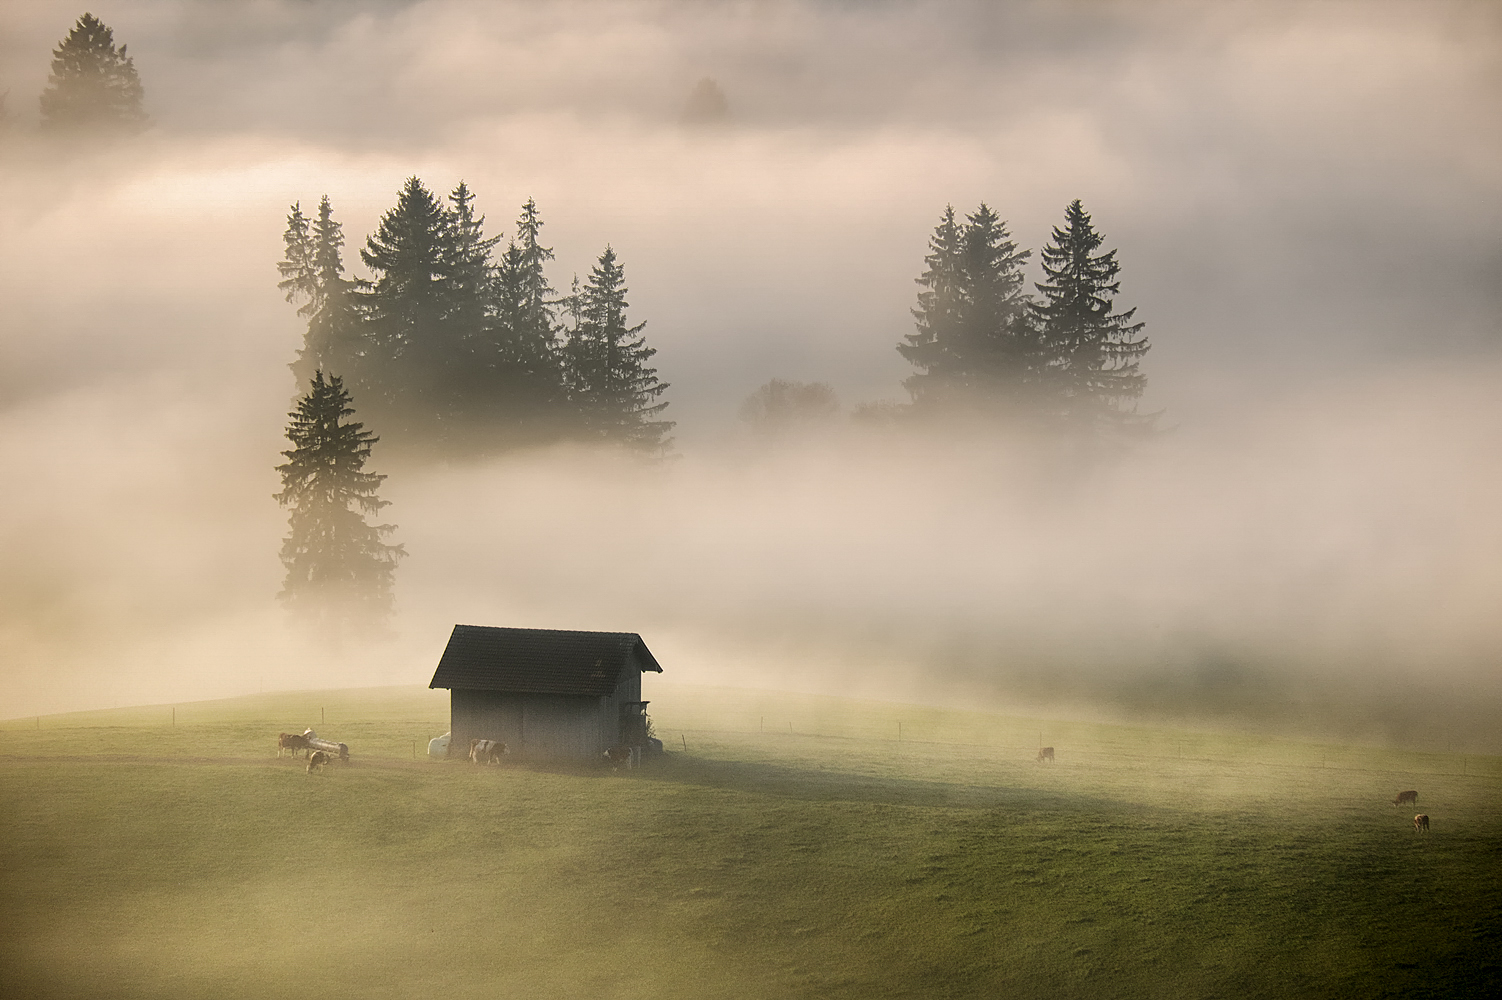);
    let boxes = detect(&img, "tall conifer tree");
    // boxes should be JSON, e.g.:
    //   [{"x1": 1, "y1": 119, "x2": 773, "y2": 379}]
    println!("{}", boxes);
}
[
  {"x1": 489, "y1": 198, "x2": 567, "y2": 437},
  {"x1": 900, "y1": 204, "x2": 1034, "y2": 414},
  {"x1": 275, "y1": 372, "x2": 403, "y2": 636},
  {"x1": 39, "y1": 14, "x2": 146, "y2": 132},
  {"x1": 359, "y1": 177, "x2": 458, "y2": 436},
  {"x1": 1033, "y1": 199, "x2": 1149, "y2": 431},
  {"x1": 563, "y1": 247, "x2": 673, "y2": 453},
  {"x1": 280, "y1": 197, "x2": 364, "y2": 391},
  {"x1": 445, "y1": 181, "x2": 500, "y2": 349},
  {"x1": 900, "y1": 205, "x2": 965, "y2": 407}
]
